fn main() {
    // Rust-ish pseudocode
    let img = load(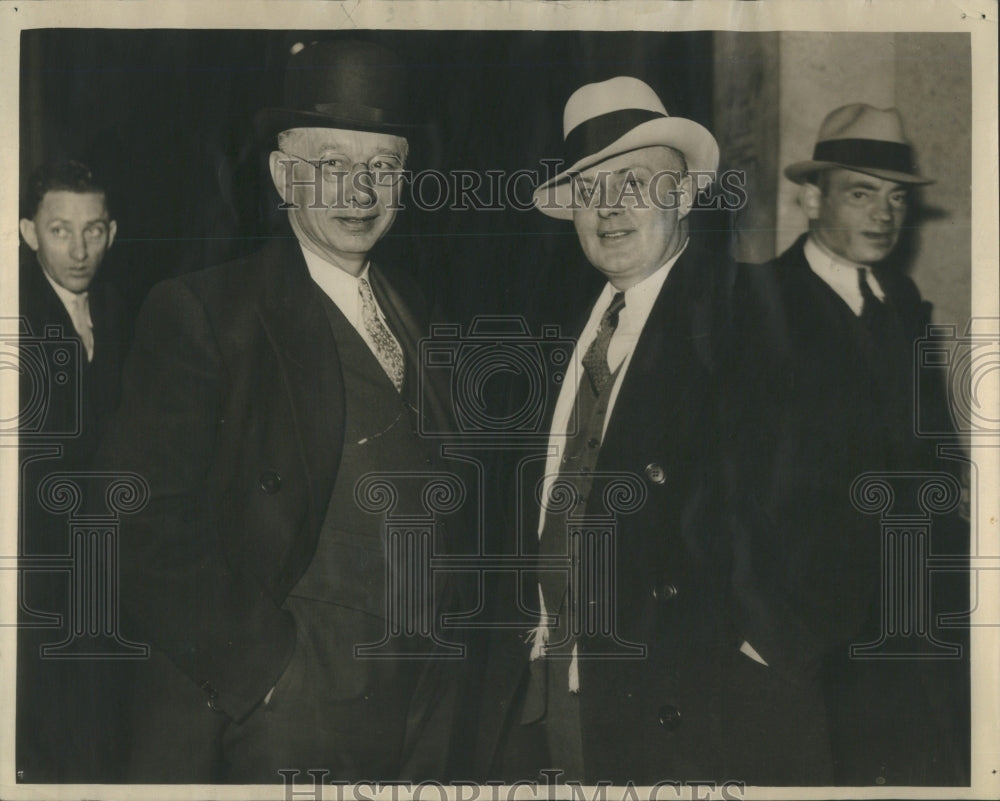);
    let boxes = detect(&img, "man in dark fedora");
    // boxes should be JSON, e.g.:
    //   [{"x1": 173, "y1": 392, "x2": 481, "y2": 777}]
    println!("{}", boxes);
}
[
  {"x1": 98, "y1": 39, "x2": 460, "y2": 783},
  {"x1": 727, "y1": 104, "x2": 969, "y2": 784},
  {"x1": 477, "y1": 77, "x2": 825, "y2": 785}
]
